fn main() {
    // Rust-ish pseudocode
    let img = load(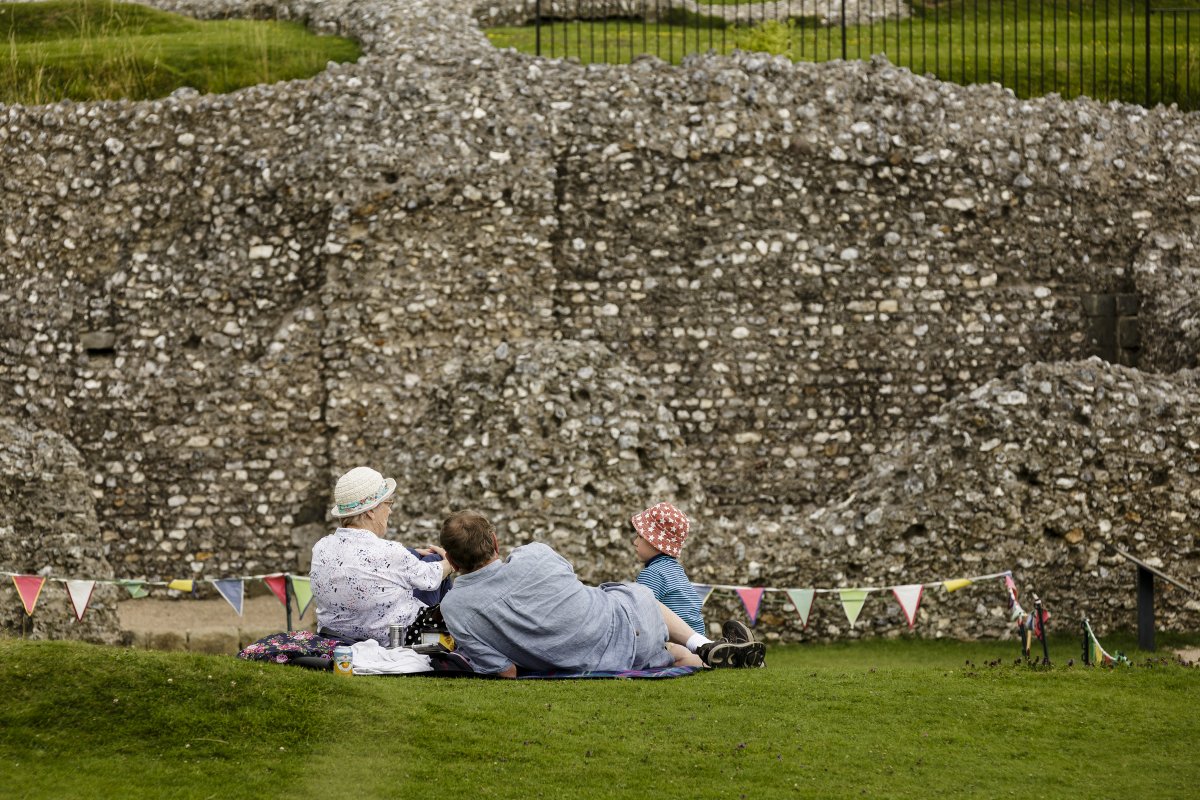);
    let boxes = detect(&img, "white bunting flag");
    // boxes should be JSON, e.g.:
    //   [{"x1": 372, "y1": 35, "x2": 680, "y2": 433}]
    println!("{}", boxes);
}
[
  {"x1": 65, "y1": 580, "x2": 96, "y2": 621},
  {"x1": 891, "y1": 584, "x2": 924, "y2": 628},
  {"x1": 785, "y1": 589, "x2": 816, "y2": 628}
]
